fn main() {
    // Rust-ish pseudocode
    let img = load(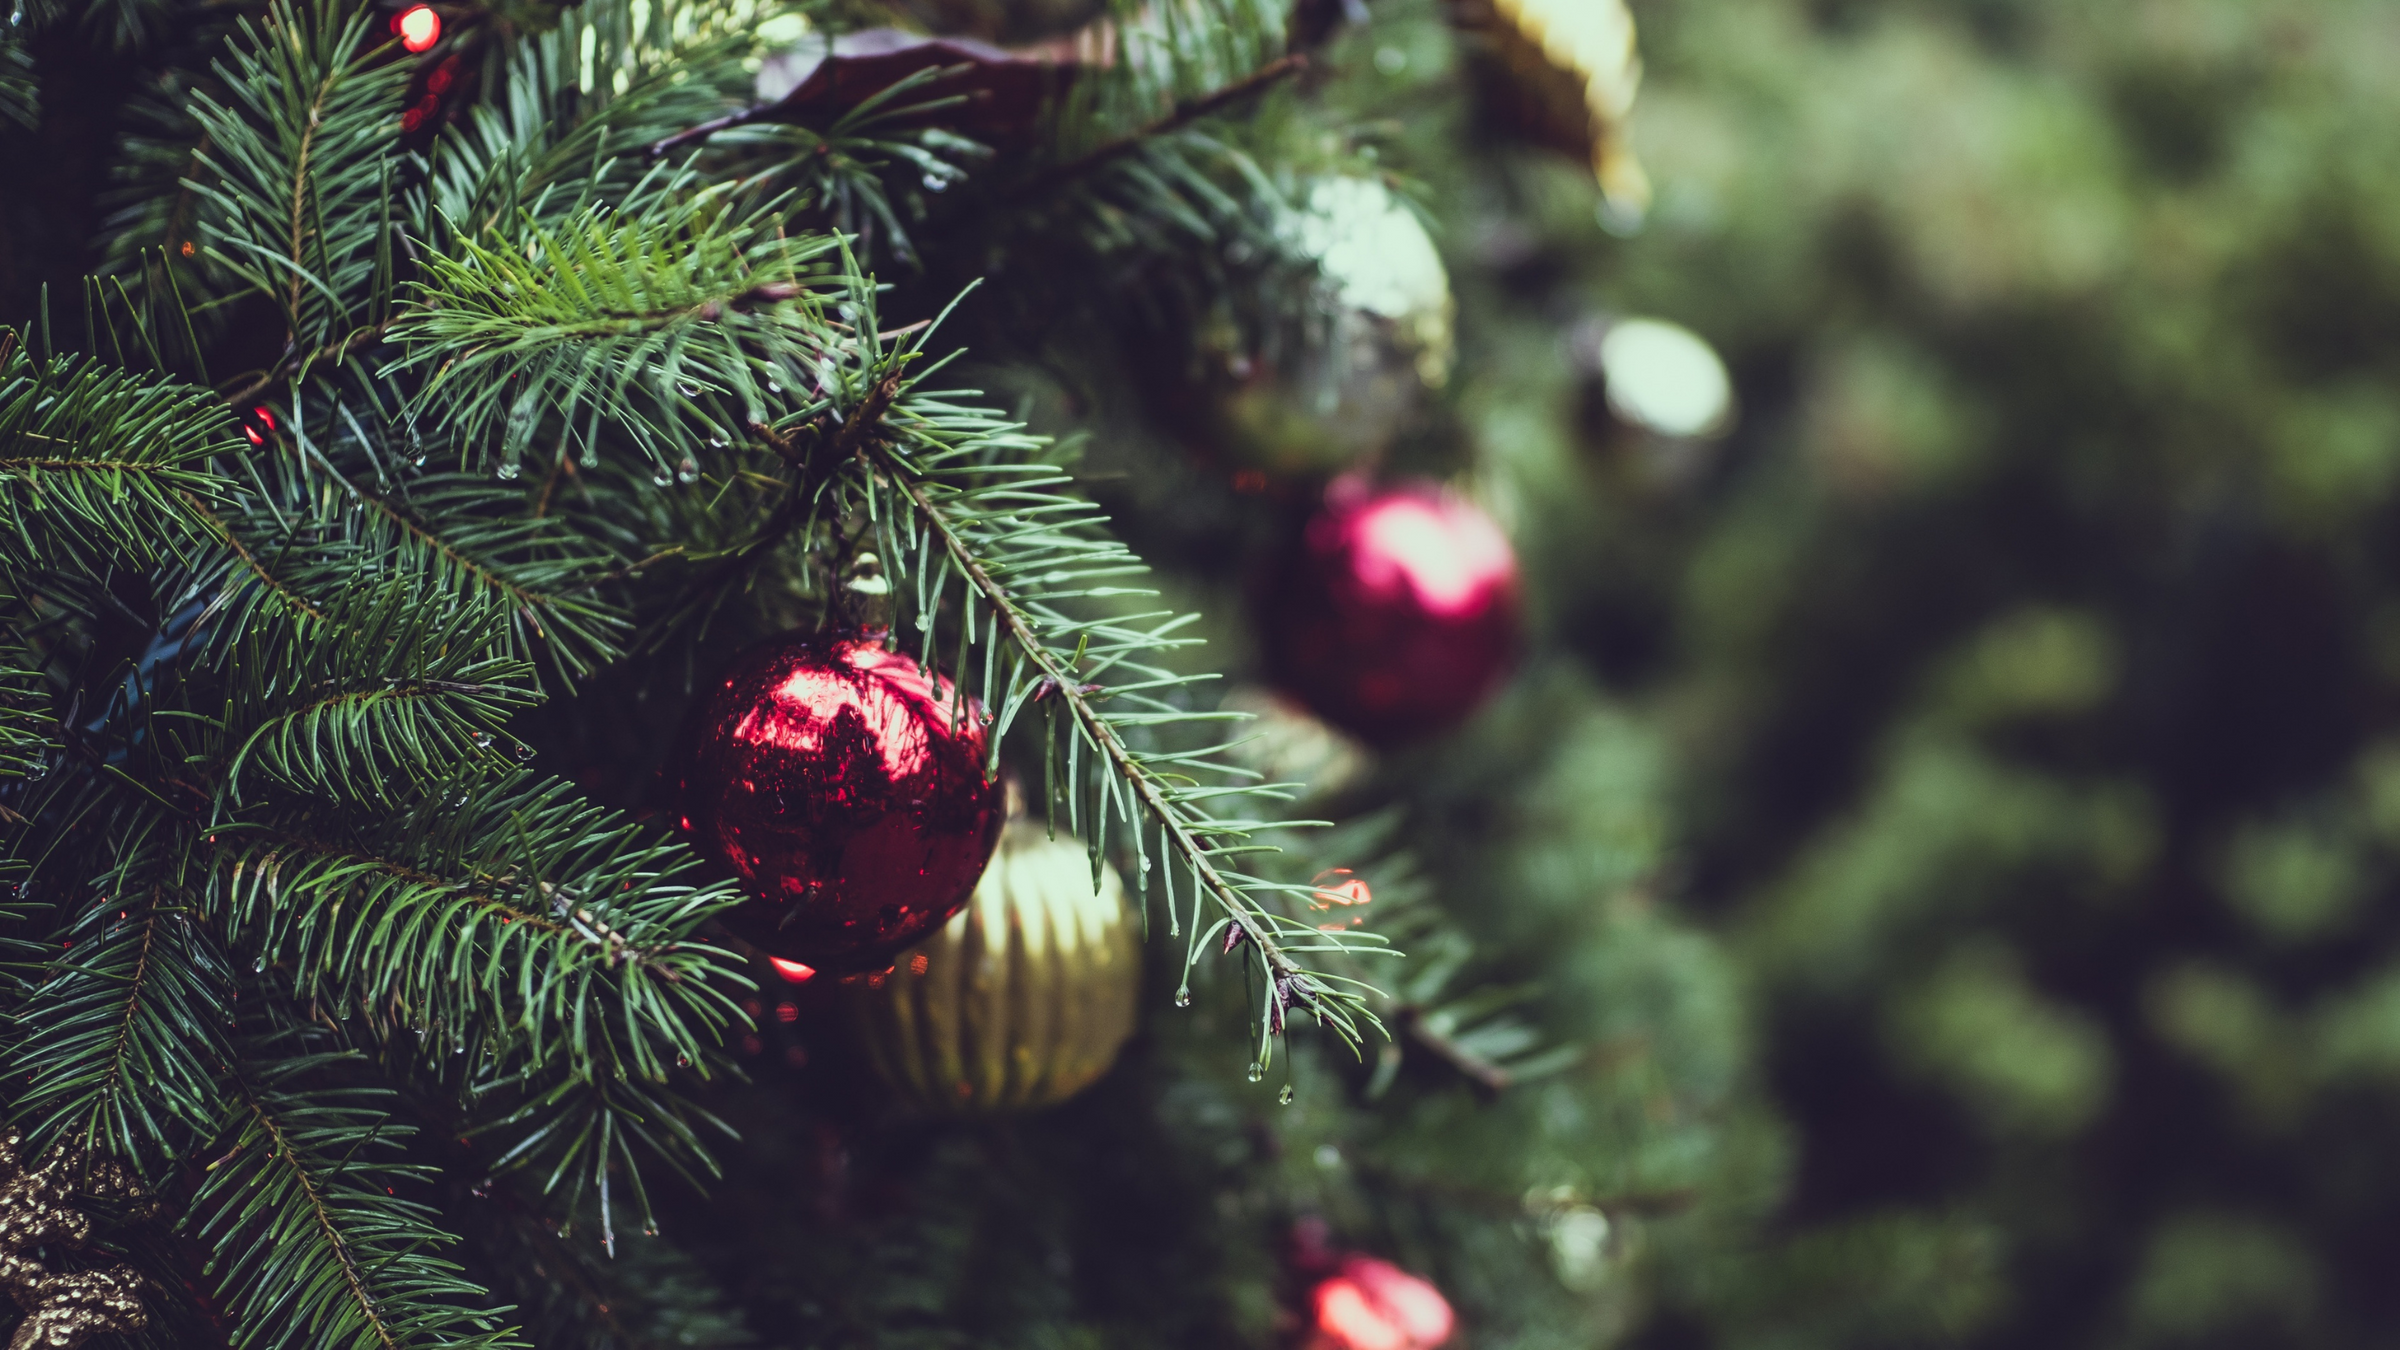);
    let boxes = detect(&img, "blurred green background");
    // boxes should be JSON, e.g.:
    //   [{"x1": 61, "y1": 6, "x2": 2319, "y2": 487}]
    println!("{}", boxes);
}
[{"x1": 1440, "y1": 0, "x2": 2400, "y2": 1343}]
